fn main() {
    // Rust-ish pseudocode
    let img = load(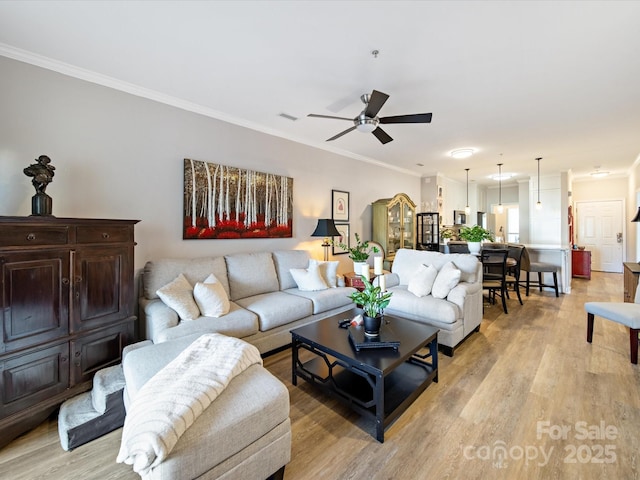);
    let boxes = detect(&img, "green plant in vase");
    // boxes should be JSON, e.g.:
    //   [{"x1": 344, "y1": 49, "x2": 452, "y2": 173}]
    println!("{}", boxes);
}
[
  {"x1": 348, "y1": 276, "x2": 392, "y2": 336},
  {"x1": 458, "y1": 225, "x2": 494, "y2": 242},
  {"x1": 458, "y1": 225, "x2": 494, "y2": 254},
  {"x1": 333, "y1": 232, "x2": 379, "y2": 262}
]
